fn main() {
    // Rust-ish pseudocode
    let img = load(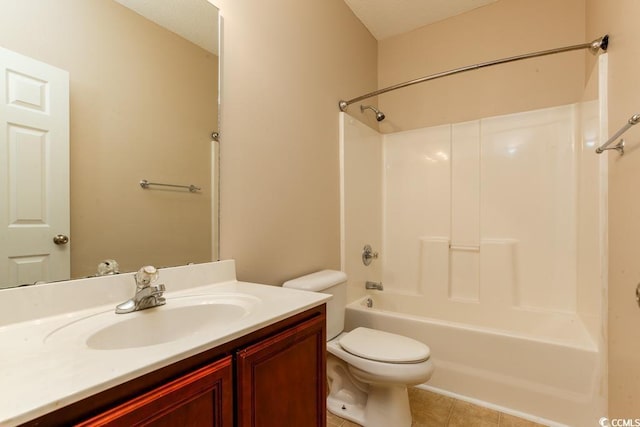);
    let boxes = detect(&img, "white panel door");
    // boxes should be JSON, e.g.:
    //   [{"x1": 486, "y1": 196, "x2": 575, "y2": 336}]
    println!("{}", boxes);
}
[{"x1": 0, "y1": 47, "x2": 70, "y2": 288}]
